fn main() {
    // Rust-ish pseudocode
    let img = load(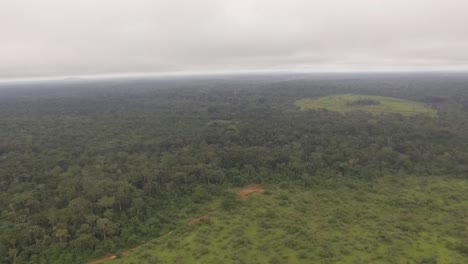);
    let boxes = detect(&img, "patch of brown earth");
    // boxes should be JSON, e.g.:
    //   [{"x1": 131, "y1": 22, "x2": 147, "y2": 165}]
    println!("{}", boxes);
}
[
  {"x1": 238, "y1": 184, "x2": 265, "y2": 200},
  {"x1": 86, "y1": 251, "x2": 129, "y2": 264}
]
